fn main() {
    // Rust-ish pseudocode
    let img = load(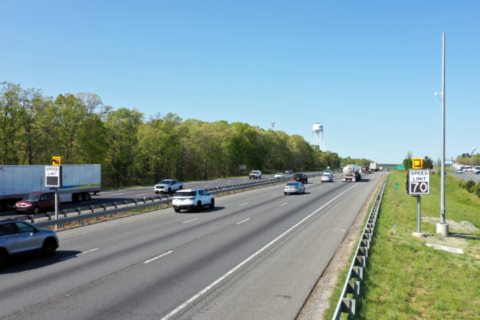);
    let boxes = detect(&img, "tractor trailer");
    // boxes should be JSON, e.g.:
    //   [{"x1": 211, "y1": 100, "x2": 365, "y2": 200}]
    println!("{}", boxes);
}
[
  {"x1": 0, "y1": 165, "x2": 101, "y2": 212},
  {"x1": 342, "y1": 165, "x2": 362, "y2": 182}
]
